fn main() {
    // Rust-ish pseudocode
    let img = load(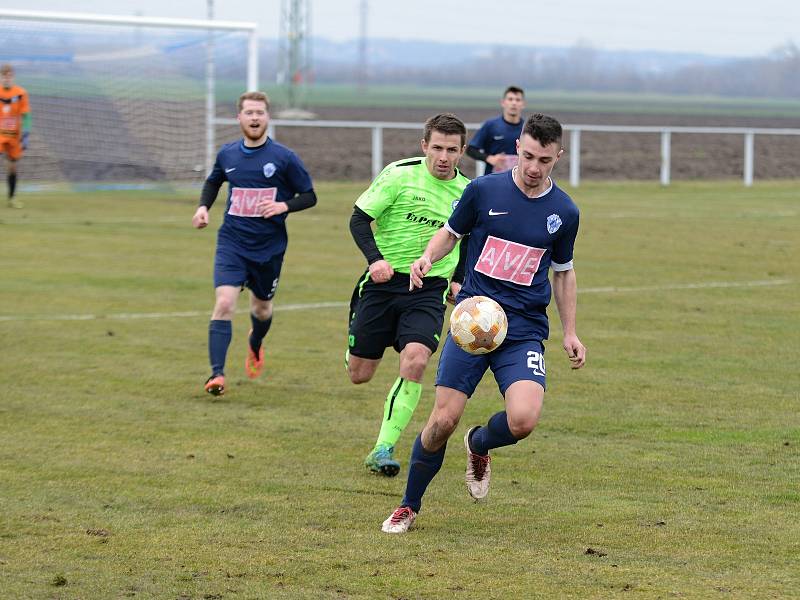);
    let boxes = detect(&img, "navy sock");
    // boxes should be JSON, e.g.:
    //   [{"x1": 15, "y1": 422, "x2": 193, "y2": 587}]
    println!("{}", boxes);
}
[
  {"x1": 208, "y1": 319, "x2": 232, "y2": 376},
  {"x1": 470, "y1": 411, "x2": 518, "y2": 455},
  {"x1": 249, "y1": 313, "x2": 272, "y2": 354},
  {"x1": 401, "y1": 433, "x2": 447, "y2": 513},
  {"x1": 8, "y1": 173, "x2": 16, "y2": 198}
]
